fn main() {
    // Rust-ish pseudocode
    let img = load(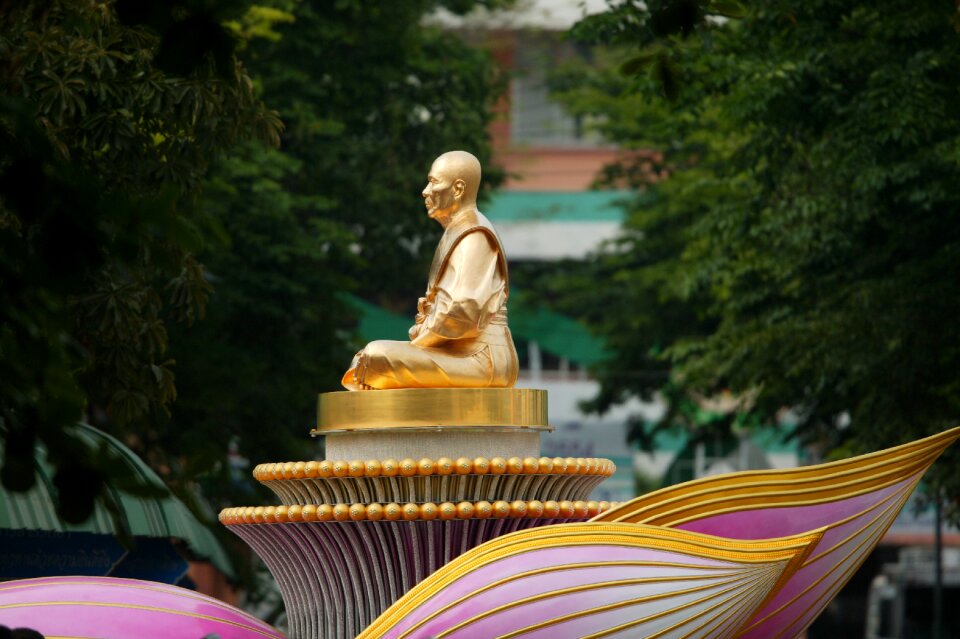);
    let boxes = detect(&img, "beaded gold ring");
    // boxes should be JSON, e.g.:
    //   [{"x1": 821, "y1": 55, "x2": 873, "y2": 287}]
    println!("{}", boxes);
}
[
  {"x1": 252, "y1": 457, "x2": 616, "y2": 481},
  {"x1": 219, "y1": 499, "x2": 619, "y2": 525}
]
